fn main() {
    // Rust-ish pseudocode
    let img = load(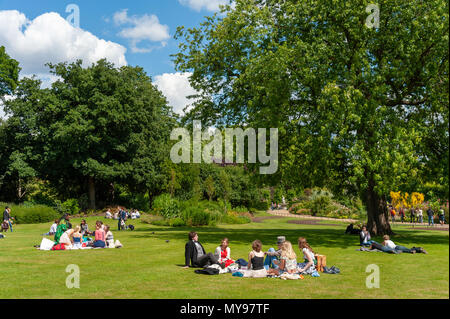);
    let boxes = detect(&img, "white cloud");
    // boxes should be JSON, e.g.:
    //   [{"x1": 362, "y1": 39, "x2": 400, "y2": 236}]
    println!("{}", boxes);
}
[
  {"x1": 113, "y1": 9, "x2": 170, "y2": 53},
  {"x1": 153, "y1": 72, "x2": 199, "y2": 115},
  {"x1": 0, "y1": 10, "x2": 128, "y2": 76},
  {"x1": 179, "y1": 0, "x2": 231, "y2": 12}
]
